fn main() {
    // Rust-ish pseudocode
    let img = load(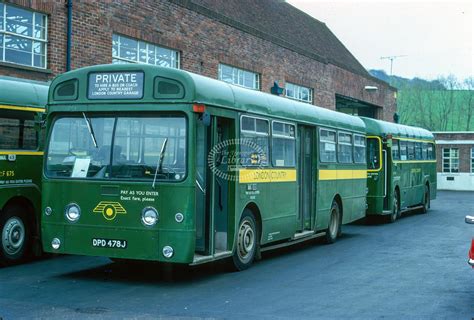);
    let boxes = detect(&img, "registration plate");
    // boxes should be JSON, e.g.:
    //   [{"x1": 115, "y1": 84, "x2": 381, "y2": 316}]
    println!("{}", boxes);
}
[{"x1": 92, "y1": 238, "x2": 127, "y2": 249}]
